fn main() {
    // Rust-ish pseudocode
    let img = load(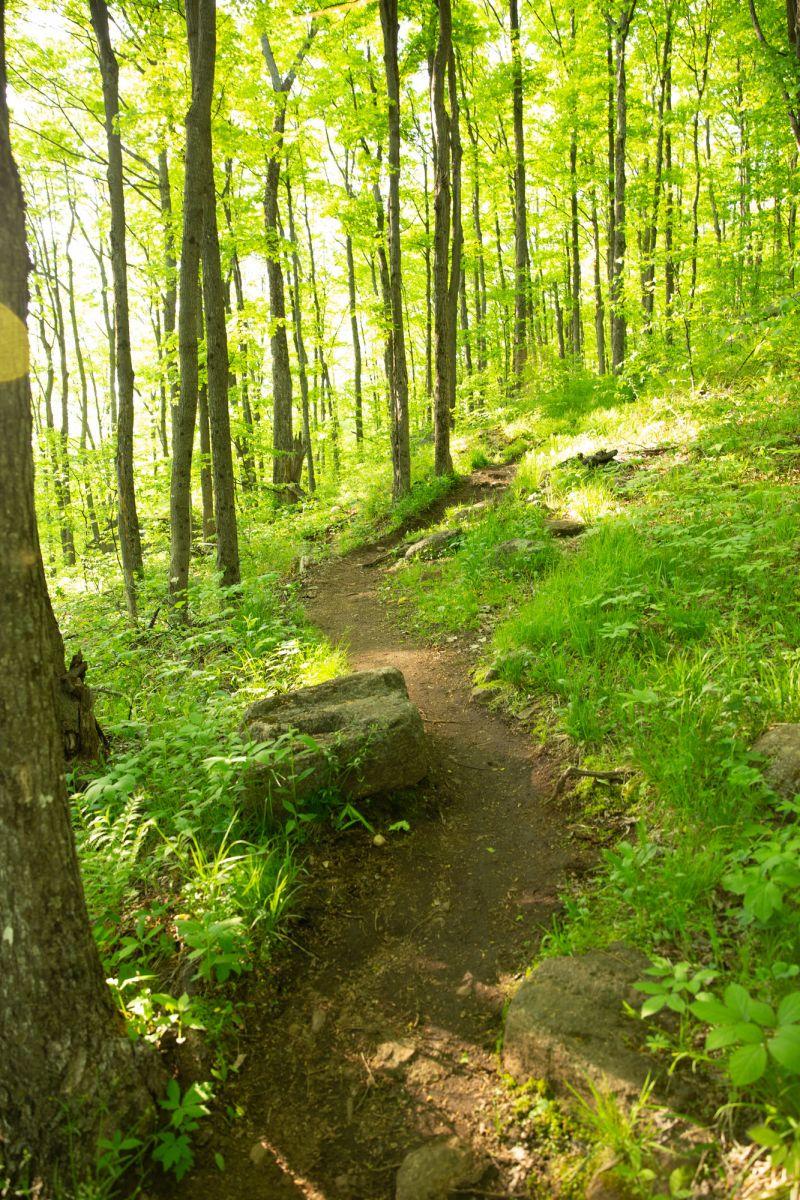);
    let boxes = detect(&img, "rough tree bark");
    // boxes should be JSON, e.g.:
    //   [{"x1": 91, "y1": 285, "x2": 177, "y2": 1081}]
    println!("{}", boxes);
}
[
  {"x1": 88, "y1": 0, "x2": 144, "y2": 621},
  {"x1": 0, "y1": 11, "x2": 156, "y2": 1186}
]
